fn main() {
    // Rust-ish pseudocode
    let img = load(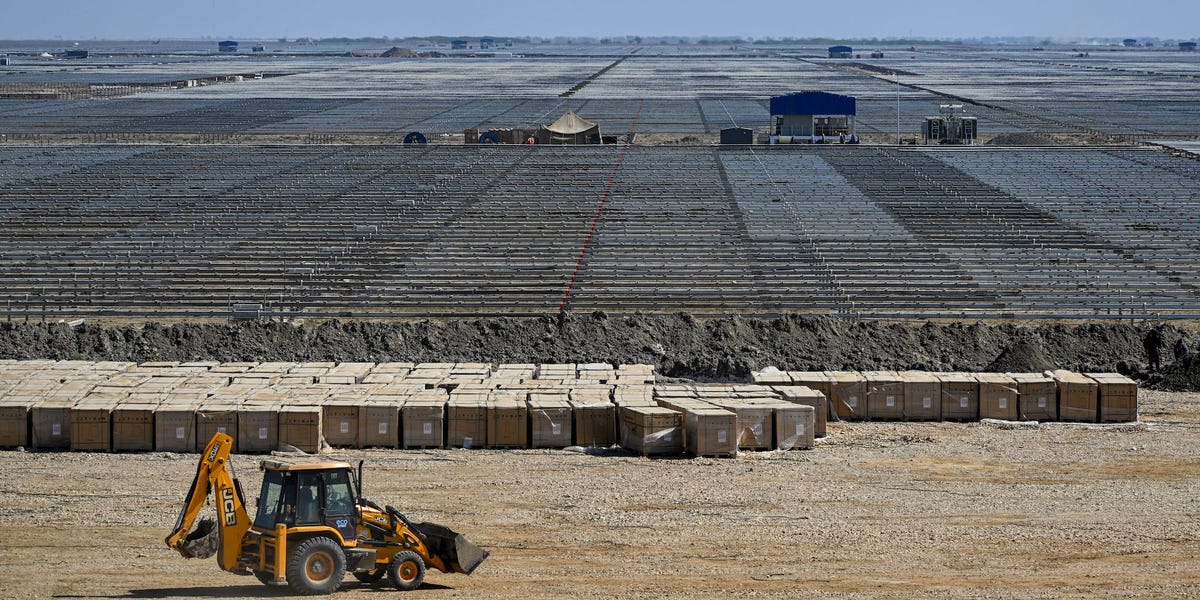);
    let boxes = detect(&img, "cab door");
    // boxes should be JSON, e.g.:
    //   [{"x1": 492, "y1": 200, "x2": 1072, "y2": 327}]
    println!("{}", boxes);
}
[{"x1": 322, "y1": 469, "x2": 357, "y2": 541}]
